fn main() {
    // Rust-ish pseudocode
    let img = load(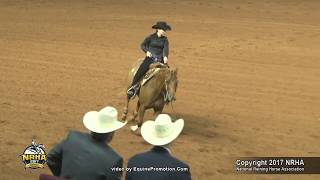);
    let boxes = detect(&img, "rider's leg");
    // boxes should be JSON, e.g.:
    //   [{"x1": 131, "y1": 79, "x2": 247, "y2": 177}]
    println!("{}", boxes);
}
[
  {"x1": 127, "y1": 57, "x2": 153, "y2": 97},
  {"x1": 131, "y1": 57, "x2": 153, "y2": 86}
]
